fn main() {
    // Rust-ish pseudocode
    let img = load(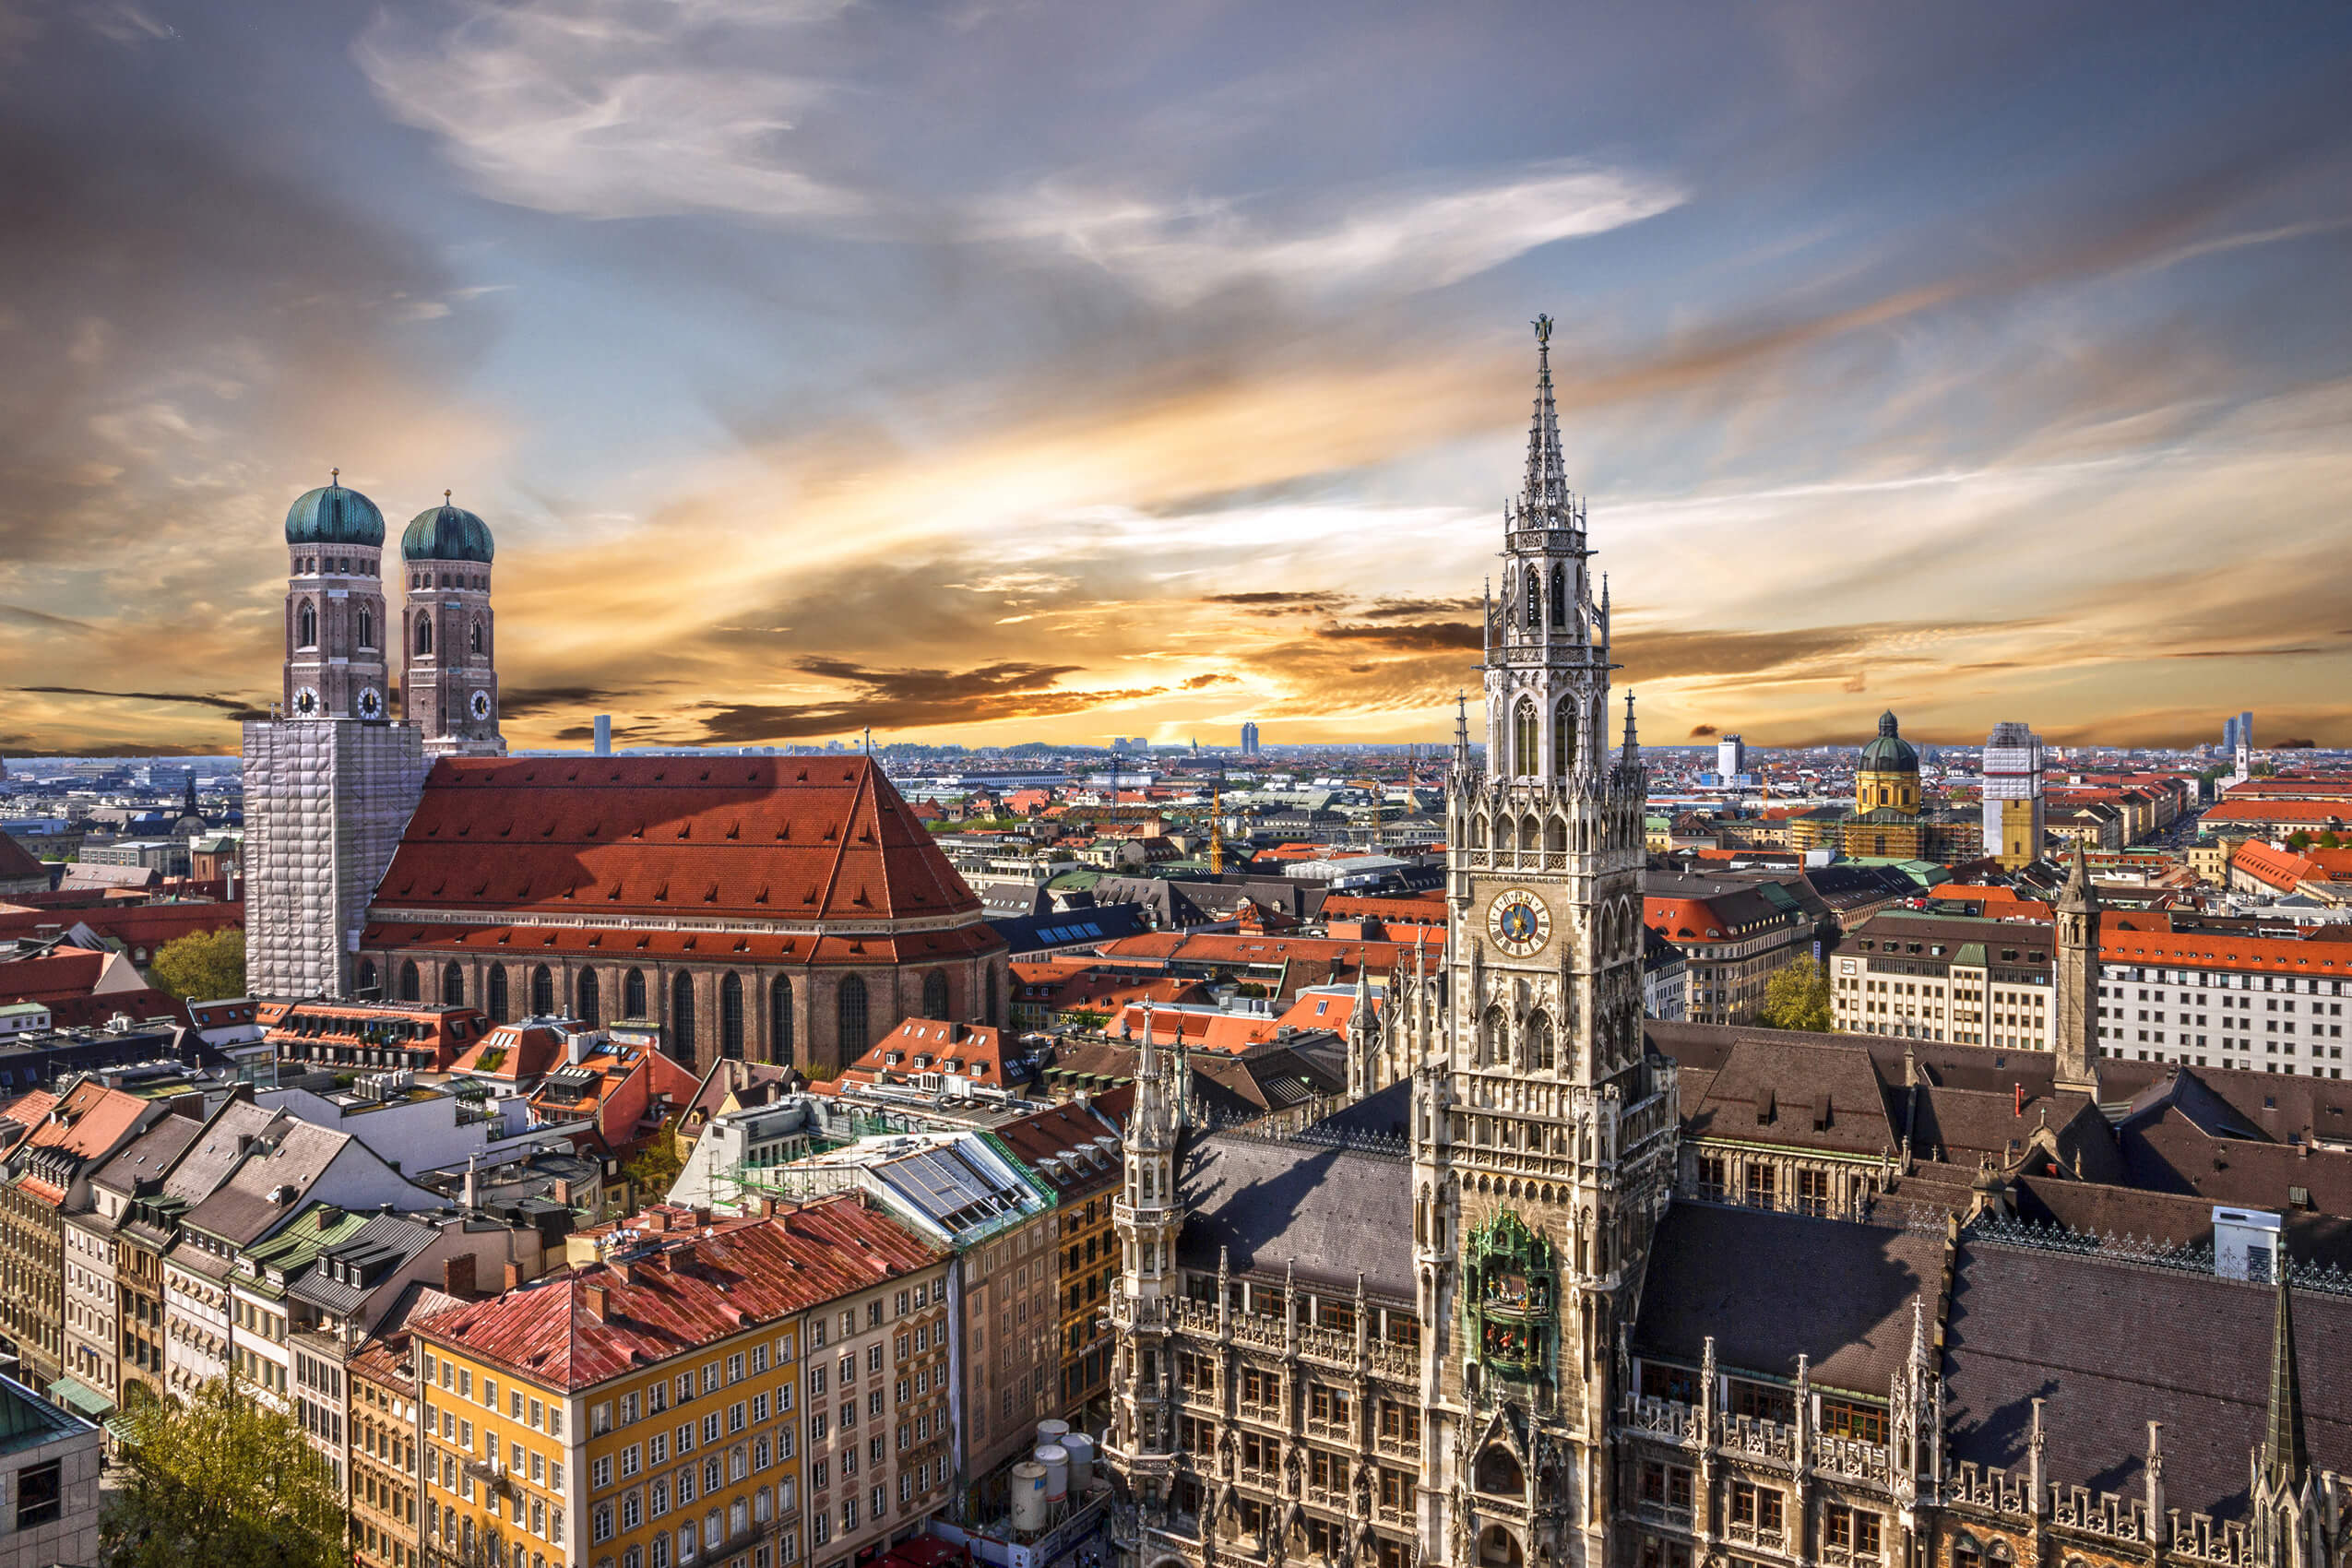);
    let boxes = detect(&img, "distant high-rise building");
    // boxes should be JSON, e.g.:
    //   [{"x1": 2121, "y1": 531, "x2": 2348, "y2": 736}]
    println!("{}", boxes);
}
[
  {"x1": 1240, "y1": 720, "x2": 1260, "y2": 755},
  {"x1": 593, "y1": 714, "x2": 612, "y2": 755},
  {"x1": 1716, "y1": 732, "x2": 1745, "y2": 779},
  {"x1": 2224, "y1": 710, "x2": 2253, "y2": 753},
  {"x1": 1980, "y1": 720, "x2": 2046, "y2": 869}
]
